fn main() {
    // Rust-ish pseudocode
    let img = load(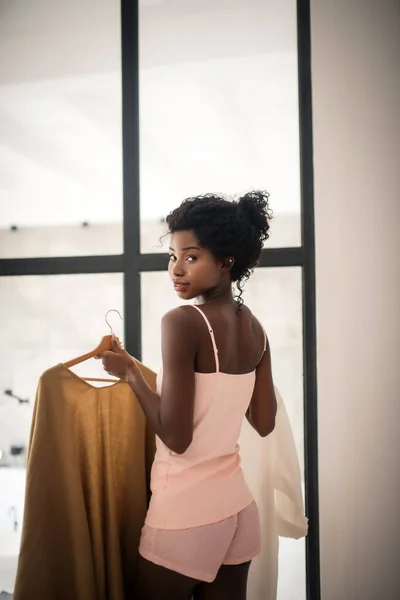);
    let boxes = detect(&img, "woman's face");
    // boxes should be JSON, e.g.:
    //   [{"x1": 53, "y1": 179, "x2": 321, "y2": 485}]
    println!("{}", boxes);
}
[{"x1": 168, "y1": 230, "x2": 225, "y2": 300}]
